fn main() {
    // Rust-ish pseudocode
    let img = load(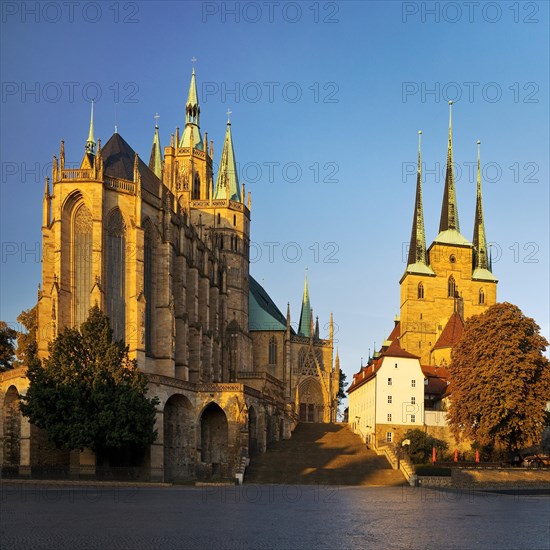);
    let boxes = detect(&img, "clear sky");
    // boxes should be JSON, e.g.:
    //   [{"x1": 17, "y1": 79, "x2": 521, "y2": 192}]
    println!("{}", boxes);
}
[{"x1": 1, "y1": 1, "x2": 549, "y2": 394}]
